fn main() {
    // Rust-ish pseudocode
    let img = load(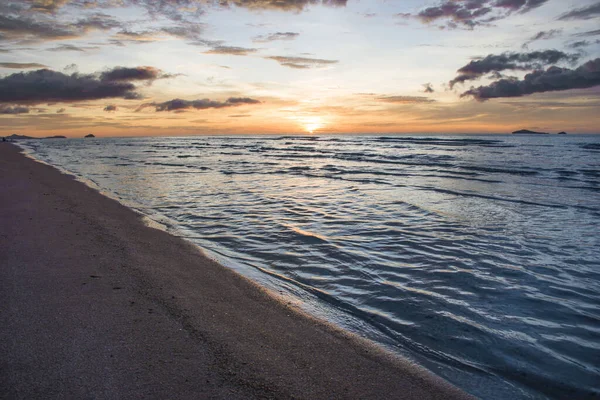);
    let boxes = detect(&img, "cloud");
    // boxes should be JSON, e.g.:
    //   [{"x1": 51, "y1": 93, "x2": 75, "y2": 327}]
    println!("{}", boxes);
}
[
  {"x1": 461, "y1": 58, "x2": 600, "y2": 101},
  {"x1": 56, "y1": 107, "x2": 65, "y2": 113},
  {"x1": 0, "y1": 62, "x2": 48, "y2": 69},
  {"x1": 100, "y1": 66, "x2": 167, "y2": 82},
  {"x1": 522, "y1": 29, "x2": 562, "y2": 48},
  {"x1": 567, "y1": 40, "x2": 595, "y2": 49},
  {"x1": 219, "y1": 0, "x2": 347, "y2": 11},
  {"x1": 104, "y1": 104, "x2": 117, "y2": 112},
  {"x1": 0, "y1": 104, "x2": 30, "y2": 114},
  {"x1": 450, "y1": 50, "x2": 580, "y2": 88},
  {"x1": 0, "y1": 68, "x2": 141, "y2": 104},
  {"x1": 45, "y1": 44, "x2": 100, "y2": 51},
  {"x1": 558, "y1": 2, "x2": 600, "y2": 20},
  {"x1": 140, "y1": 97, "x2": 261, "y2": 112},
  {"x1": 410, "y1": 0, "x2": 550, "y2": 29},
  {"x1": 25, "y1": 0, "x2": 71, "y2": 13},
  {"x1": 204, "y1": 46, "x2": 258, "y2": 56},
  {"x1": 159, "y1": 24, "x2": 204, "y2": 41},
  {"x1": 423, "y1": 83, "x2": 435, "y2": 93},
  {"x1": 0, "y1": 14, "x2": 78, "y2": 42},
  {"x1": 253, "y1": 32, "x2": 299, "y2": 43},
  {"x1": 112, "y1": 29, "x2": 160, "y2": 44},
  {"x1": 265, "y1": 55, "x2": 338, "y2": 69},
  {"x1": 0, "y1": 10, "x2": 122, "y2": 43},
  {"x1": 377, "y1": 96, "x2": 435, "y2": 104},
  {"x1": 574, "y1": 29, "x2": 600, "y2": 38},
  {"x1": 11, "y1": 0, "x2": 348, "y2": 21},
  {"x1": 72, "y1": 13, "x2": 121, "y2": 31}
]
